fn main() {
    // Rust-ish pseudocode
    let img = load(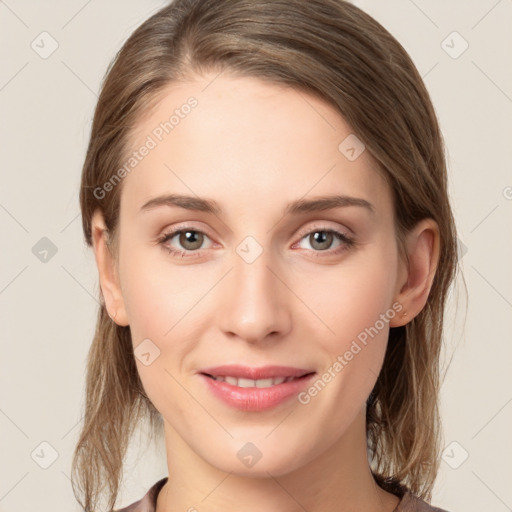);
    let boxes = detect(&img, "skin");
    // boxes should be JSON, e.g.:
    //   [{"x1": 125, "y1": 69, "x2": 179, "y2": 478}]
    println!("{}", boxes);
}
[{"x1": 91, "y1": 71, "x2": 440, "y2": 512}]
